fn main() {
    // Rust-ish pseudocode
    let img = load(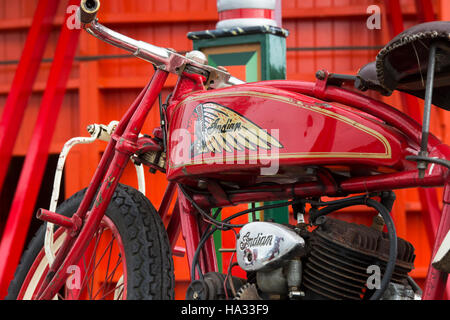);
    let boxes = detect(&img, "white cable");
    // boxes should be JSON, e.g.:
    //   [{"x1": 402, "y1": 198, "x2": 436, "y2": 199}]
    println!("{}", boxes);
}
[
  {"x1": 135, "y1": 163, "x2": 146, "y2": 195},
  {"x1": 45, "y1": 135, "x2": 98, "y2": 265},
  {"x1": 44, "y1": 121, "x2": 146, "y2": 266}
]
